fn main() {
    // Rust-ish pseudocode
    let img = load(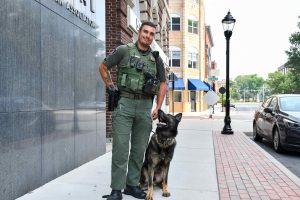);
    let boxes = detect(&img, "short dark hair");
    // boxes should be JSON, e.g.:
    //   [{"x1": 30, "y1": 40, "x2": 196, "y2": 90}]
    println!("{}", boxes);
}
[{"x1": 139, "y1": 21, "x2": 156, "y2": 31}]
